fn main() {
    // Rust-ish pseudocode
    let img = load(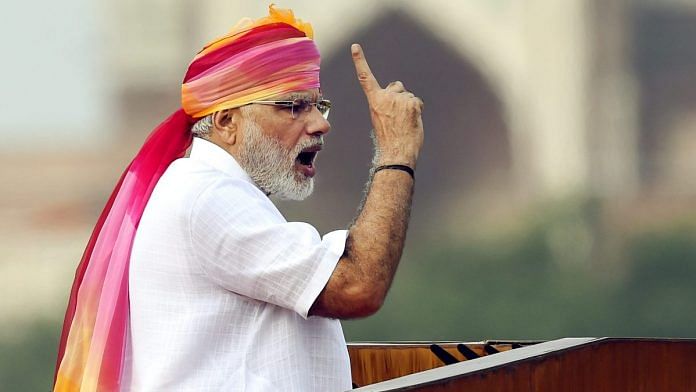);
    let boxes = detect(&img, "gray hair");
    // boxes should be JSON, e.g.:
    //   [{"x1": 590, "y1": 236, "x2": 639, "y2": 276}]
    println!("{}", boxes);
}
[
  {"x1": 191, "y1": 106, "x2": 259, "y2": 139},
  {"x1": 191, "y1": 114, "x2": 214, "y2": 138}
]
